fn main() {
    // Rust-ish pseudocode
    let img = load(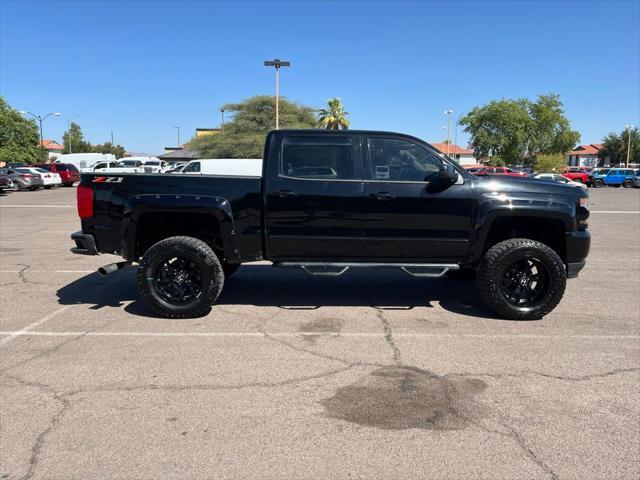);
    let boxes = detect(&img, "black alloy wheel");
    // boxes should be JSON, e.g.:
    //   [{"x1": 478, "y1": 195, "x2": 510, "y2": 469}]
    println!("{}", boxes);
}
[
  {"x1": 153, "y1": 256, "x2": 204, "y2": 305},
  {"x1": 500, "y1": 258, "x2": 550, "y2": 308}
]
